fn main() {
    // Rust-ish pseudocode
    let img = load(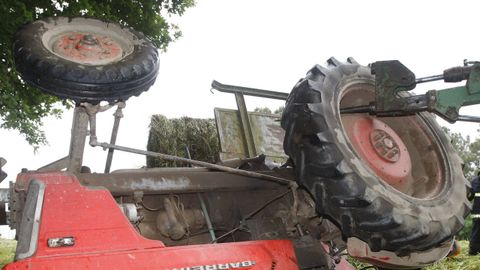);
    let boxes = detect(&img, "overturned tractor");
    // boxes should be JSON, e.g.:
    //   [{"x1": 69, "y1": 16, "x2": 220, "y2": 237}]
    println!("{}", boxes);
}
[{"x1": 0, "y1": 17, "x2": 473, "y2": 270}]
